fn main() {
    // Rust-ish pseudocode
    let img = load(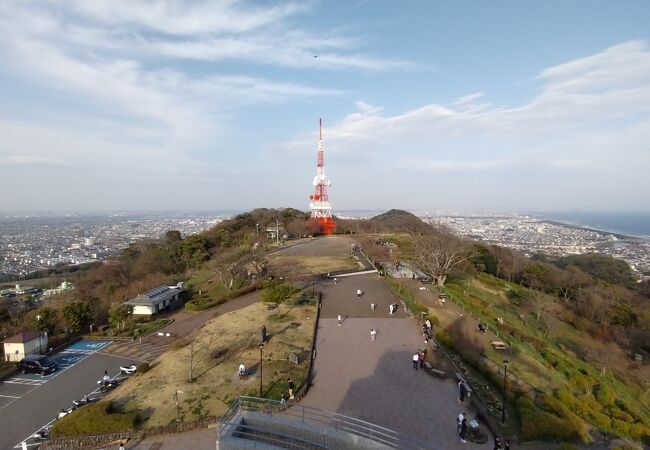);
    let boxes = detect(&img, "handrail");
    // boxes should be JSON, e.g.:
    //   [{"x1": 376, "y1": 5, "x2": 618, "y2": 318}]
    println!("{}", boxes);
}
[{"x1": 217, "y1": 396, "x2": 437, "y2": 450}]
